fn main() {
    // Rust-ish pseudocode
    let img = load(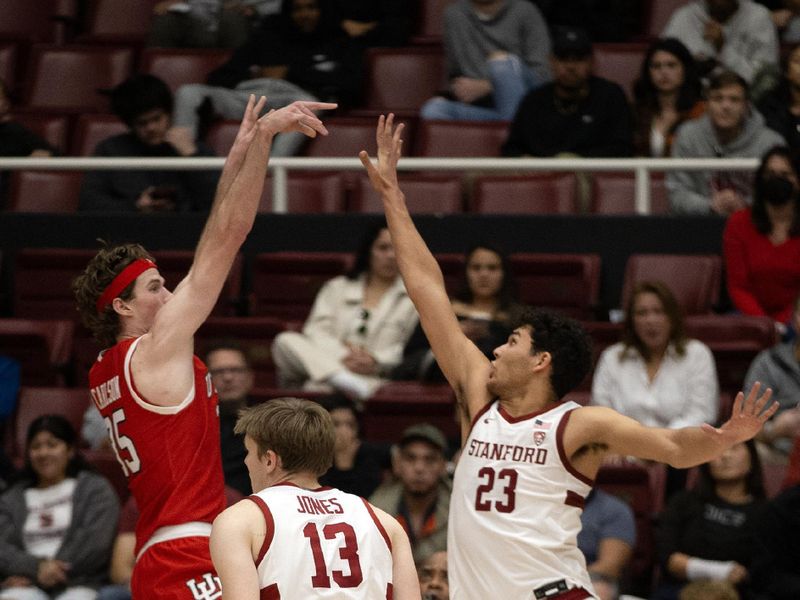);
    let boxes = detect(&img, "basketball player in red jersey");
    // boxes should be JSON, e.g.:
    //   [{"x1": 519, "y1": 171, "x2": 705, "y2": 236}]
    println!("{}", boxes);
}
[
  {"x1": 209, "y1": 397, "x2": 420, "y2": 599},
  {"x1": 73, "y1": 95, "x2": 336, "y2": 600},
  {"x1": 359, "y1": 115, "x2": 779, "y2": 600}
]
